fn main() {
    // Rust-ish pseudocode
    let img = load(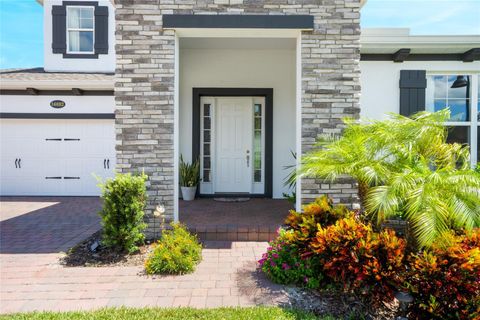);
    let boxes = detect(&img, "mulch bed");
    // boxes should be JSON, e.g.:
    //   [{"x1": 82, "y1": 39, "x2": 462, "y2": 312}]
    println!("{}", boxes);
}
[
  {"x1": 285, "y1": 287, "x2": 399, "y2": 320},
  {"x1": 60, "y1": 231, "x2": 154, "y2": 267}
]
